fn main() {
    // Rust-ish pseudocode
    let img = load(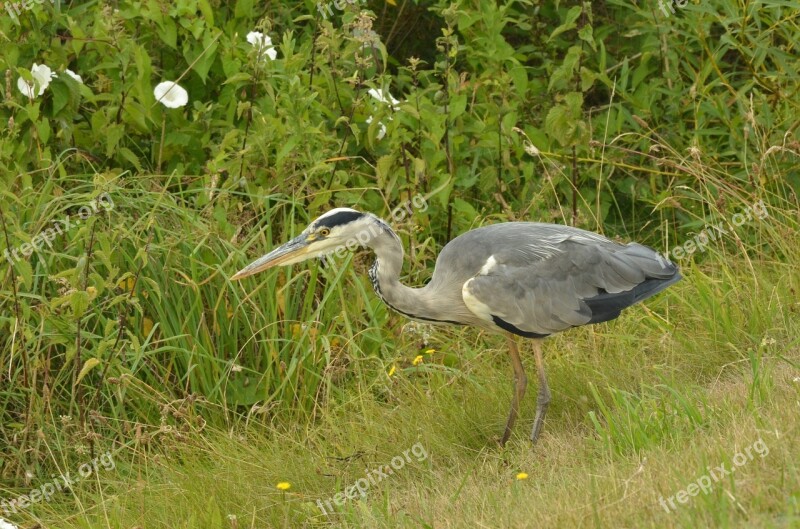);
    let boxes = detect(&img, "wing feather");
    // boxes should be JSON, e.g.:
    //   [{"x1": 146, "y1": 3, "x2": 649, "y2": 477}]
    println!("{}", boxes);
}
[{"x1": 461, "y1": 237, "x2": 679, "y2": 336}]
